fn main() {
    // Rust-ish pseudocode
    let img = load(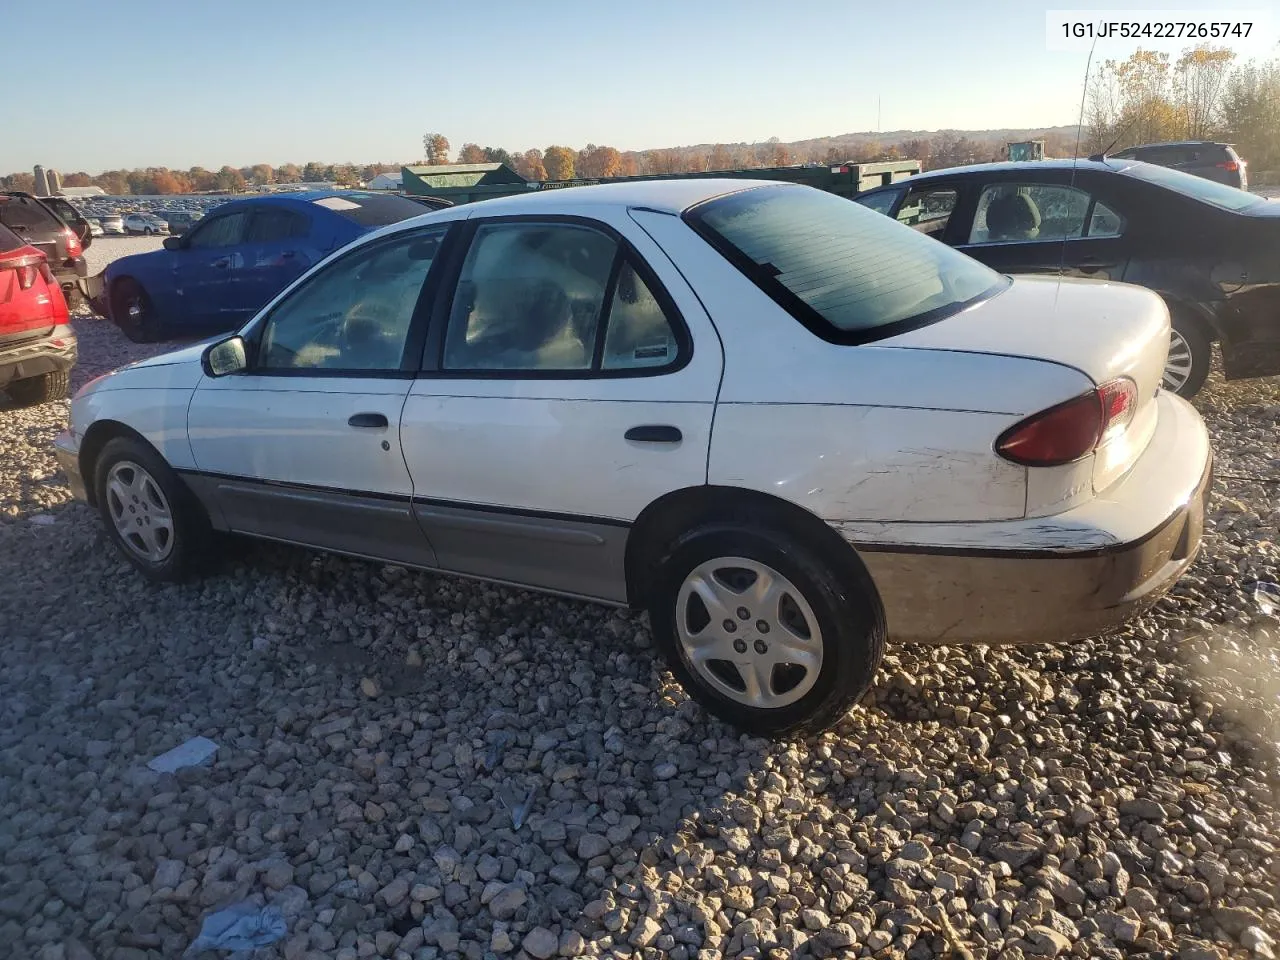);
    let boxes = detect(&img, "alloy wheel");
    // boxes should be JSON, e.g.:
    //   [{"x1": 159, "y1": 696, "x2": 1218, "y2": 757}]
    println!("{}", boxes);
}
[
  {"x1": 675, "y1": 557, "x2": 823, "y2": 709},
  {"x1": 1163, "y1": 328, "x2": 1194, "y2": 393},
  {"x1": 105, "y1": 460, "x2": 175, "y2": 562}
]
